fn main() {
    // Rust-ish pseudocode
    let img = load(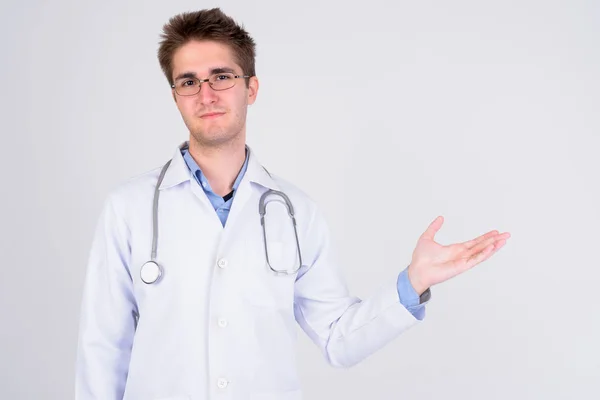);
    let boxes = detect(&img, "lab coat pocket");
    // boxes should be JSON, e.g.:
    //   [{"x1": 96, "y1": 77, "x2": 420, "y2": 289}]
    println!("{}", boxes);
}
[
  {"x1": 264, "y1": 240, "x2": 300, "y2": 275},
  {"x1": 244, "y1": 240, "x2": 297, "y2": 310}
]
